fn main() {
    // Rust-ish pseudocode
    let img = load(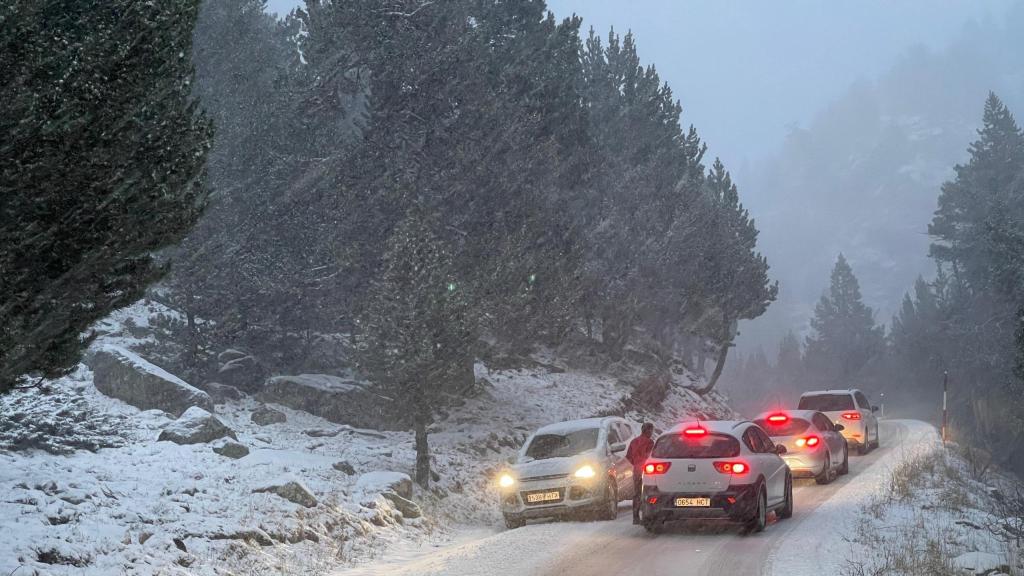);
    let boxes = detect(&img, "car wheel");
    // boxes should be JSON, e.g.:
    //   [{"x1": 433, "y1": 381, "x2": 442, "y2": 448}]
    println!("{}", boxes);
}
[
  {"x1": 838, "y1": 444, "x2": 850, "y2": 475},
  {"x1": 643, "y1": 519, "x2": 662, "y2": 534},
  {"x1": 872, "y1": 426, "x2": 880, "y2": 449},
  {"x1": 597, "y1": 482, "x2": 617, "y2": 521},
  {"x1": 778, "y1": 472, "x2": 793, "y2": 519},
  {"x1": 815, "y1": 453, "x2": 833, "y2": 485},
  {"x1": 857, "y1": 442, "x2": 868, "y2": 455},
  {"x1": 744, "y1": 485, "x2": 767, "y2": 534},
  {"x1": 504, "y1": 515, "x2": 525, "y2": 530}
]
